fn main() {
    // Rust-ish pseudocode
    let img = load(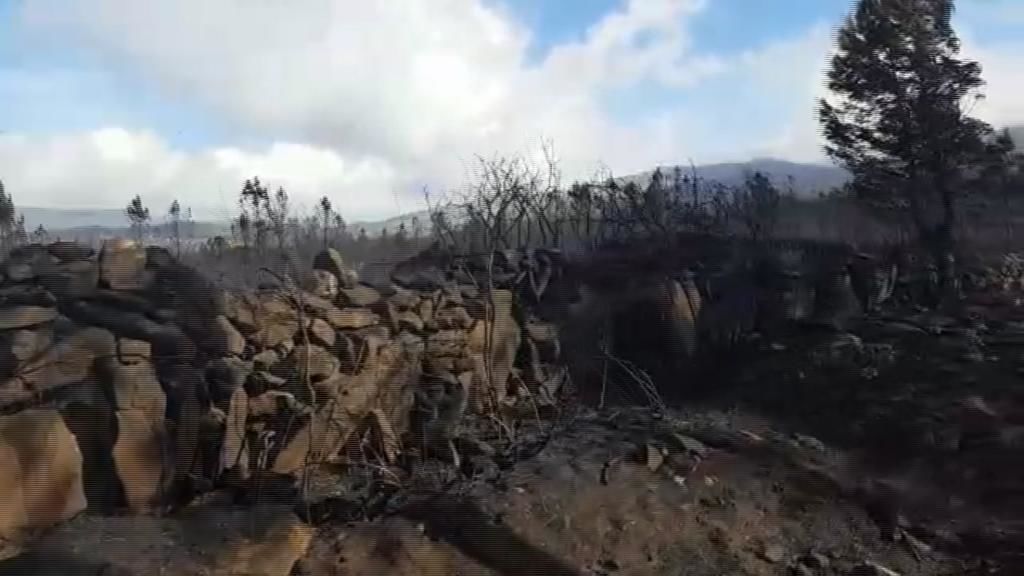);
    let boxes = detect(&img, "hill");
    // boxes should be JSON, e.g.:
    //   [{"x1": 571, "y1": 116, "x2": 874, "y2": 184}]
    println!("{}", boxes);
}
[{"x1": 622, "y1": 158, "x2": 850, "y2": 197}]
